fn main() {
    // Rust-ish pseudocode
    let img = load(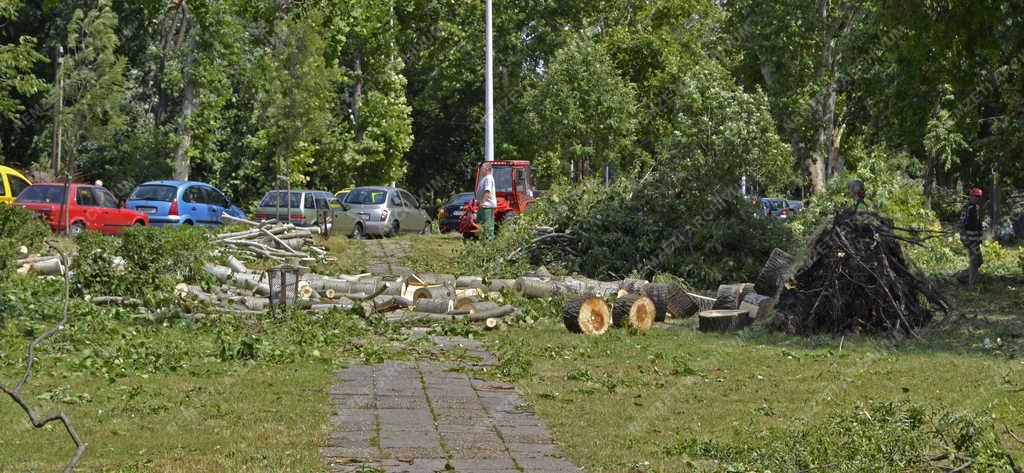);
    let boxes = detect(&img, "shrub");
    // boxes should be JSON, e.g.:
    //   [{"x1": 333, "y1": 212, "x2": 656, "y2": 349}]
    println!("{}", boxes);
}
[
  {"x1": 461, "y1": 176, "x2": 793, "y2": 287},
  {"x1": 980, "y1": 240, "x2": 1021, "y2": 276},
  {"x1": 0, "y1": 204, "x2": 51, "y2": 271},
  {"x1": 118, "y1": 225, "x2": 210, "y2": 283}
]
